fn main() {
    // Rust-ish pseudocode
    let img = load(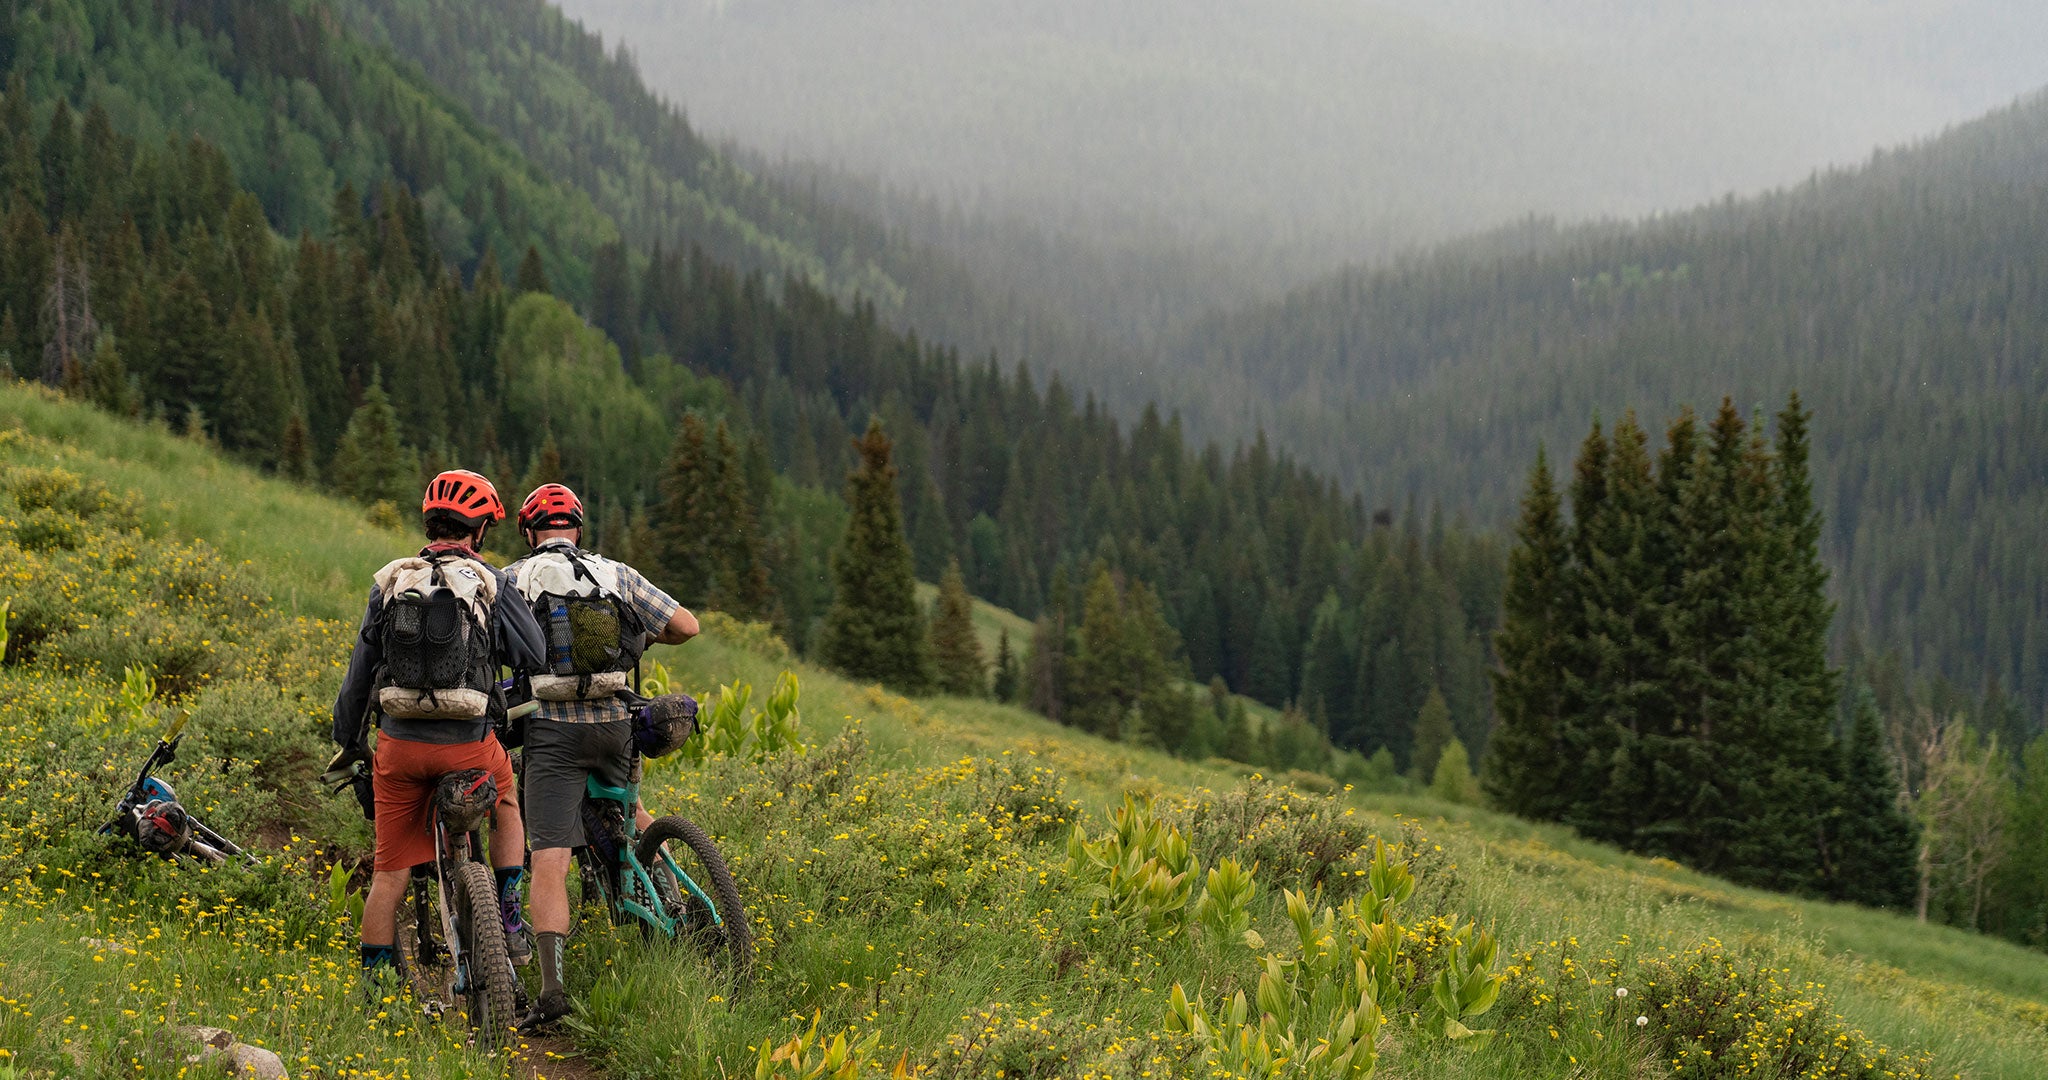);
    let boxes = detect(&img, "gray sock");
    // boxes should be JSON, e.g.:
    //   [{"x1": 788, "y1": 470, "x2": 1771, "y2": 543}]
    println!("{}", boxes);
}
[{"x1": 537, "y1": 931, "x2": 567, "y2": 997}]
